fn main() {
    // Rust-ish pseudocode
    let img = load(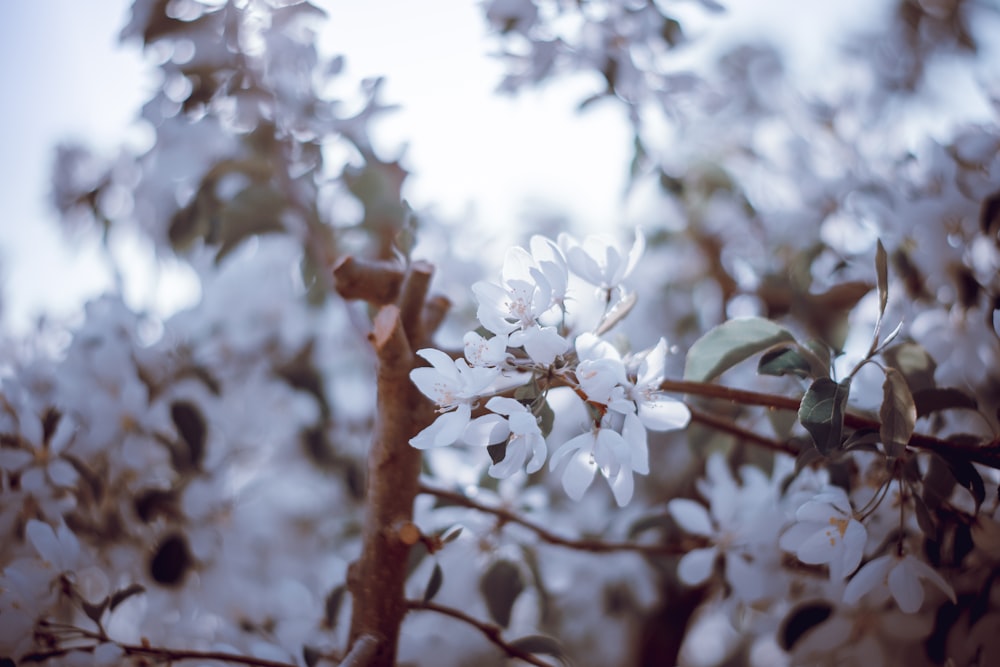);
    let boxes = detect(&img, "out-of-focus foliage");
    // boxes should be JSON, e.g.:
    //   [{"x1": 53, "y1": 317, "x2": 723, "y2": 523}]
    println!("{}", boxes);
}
[{"x1": 3, "y1": 0, "x2": 1000, "y2": 666}]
